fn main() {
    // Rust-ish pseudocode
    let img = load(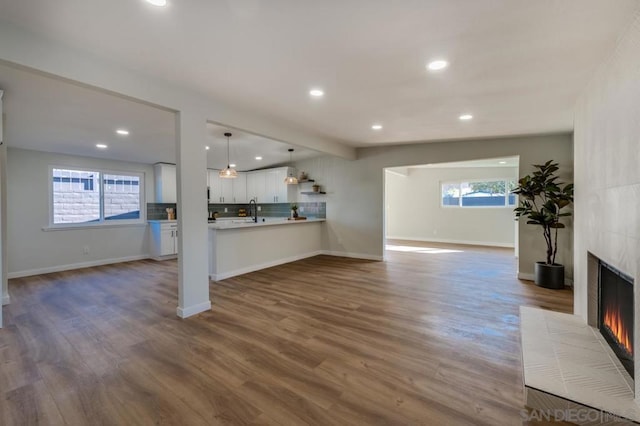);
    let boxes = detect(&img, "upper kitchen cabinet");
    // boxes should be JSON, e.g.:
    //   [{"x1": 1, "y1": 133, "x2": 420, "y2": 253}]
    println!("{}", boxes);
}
[
  {"x1": 209, "y1": 170, "x2": 247, "y2": 204},
  {"x1": 154, "y1": 163, "x2": 176, "y2": 203},
  {"x1": 246, "y1": 170, "x2": 266, "y2": 203},
  {"x1": 208, "y1": 170, "x2": 233, "y2": 204},
  {"x1": 233, "y1": 173, "x2": 248, "y2": 204},
  {"x1": 248, "y1": 167, "x2": 297, "y2": 203}
]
